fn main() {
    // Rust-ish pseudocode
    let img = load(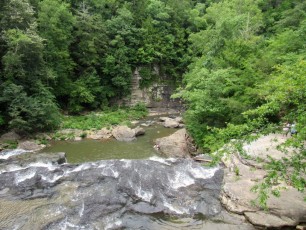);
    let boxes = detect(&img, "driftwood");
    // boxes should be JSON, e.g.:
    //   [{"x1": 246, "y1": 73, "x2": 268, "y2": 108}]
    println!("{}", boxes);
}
[{"x1": 193, "y1": 156, "x2": 212, "y2": 163}]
